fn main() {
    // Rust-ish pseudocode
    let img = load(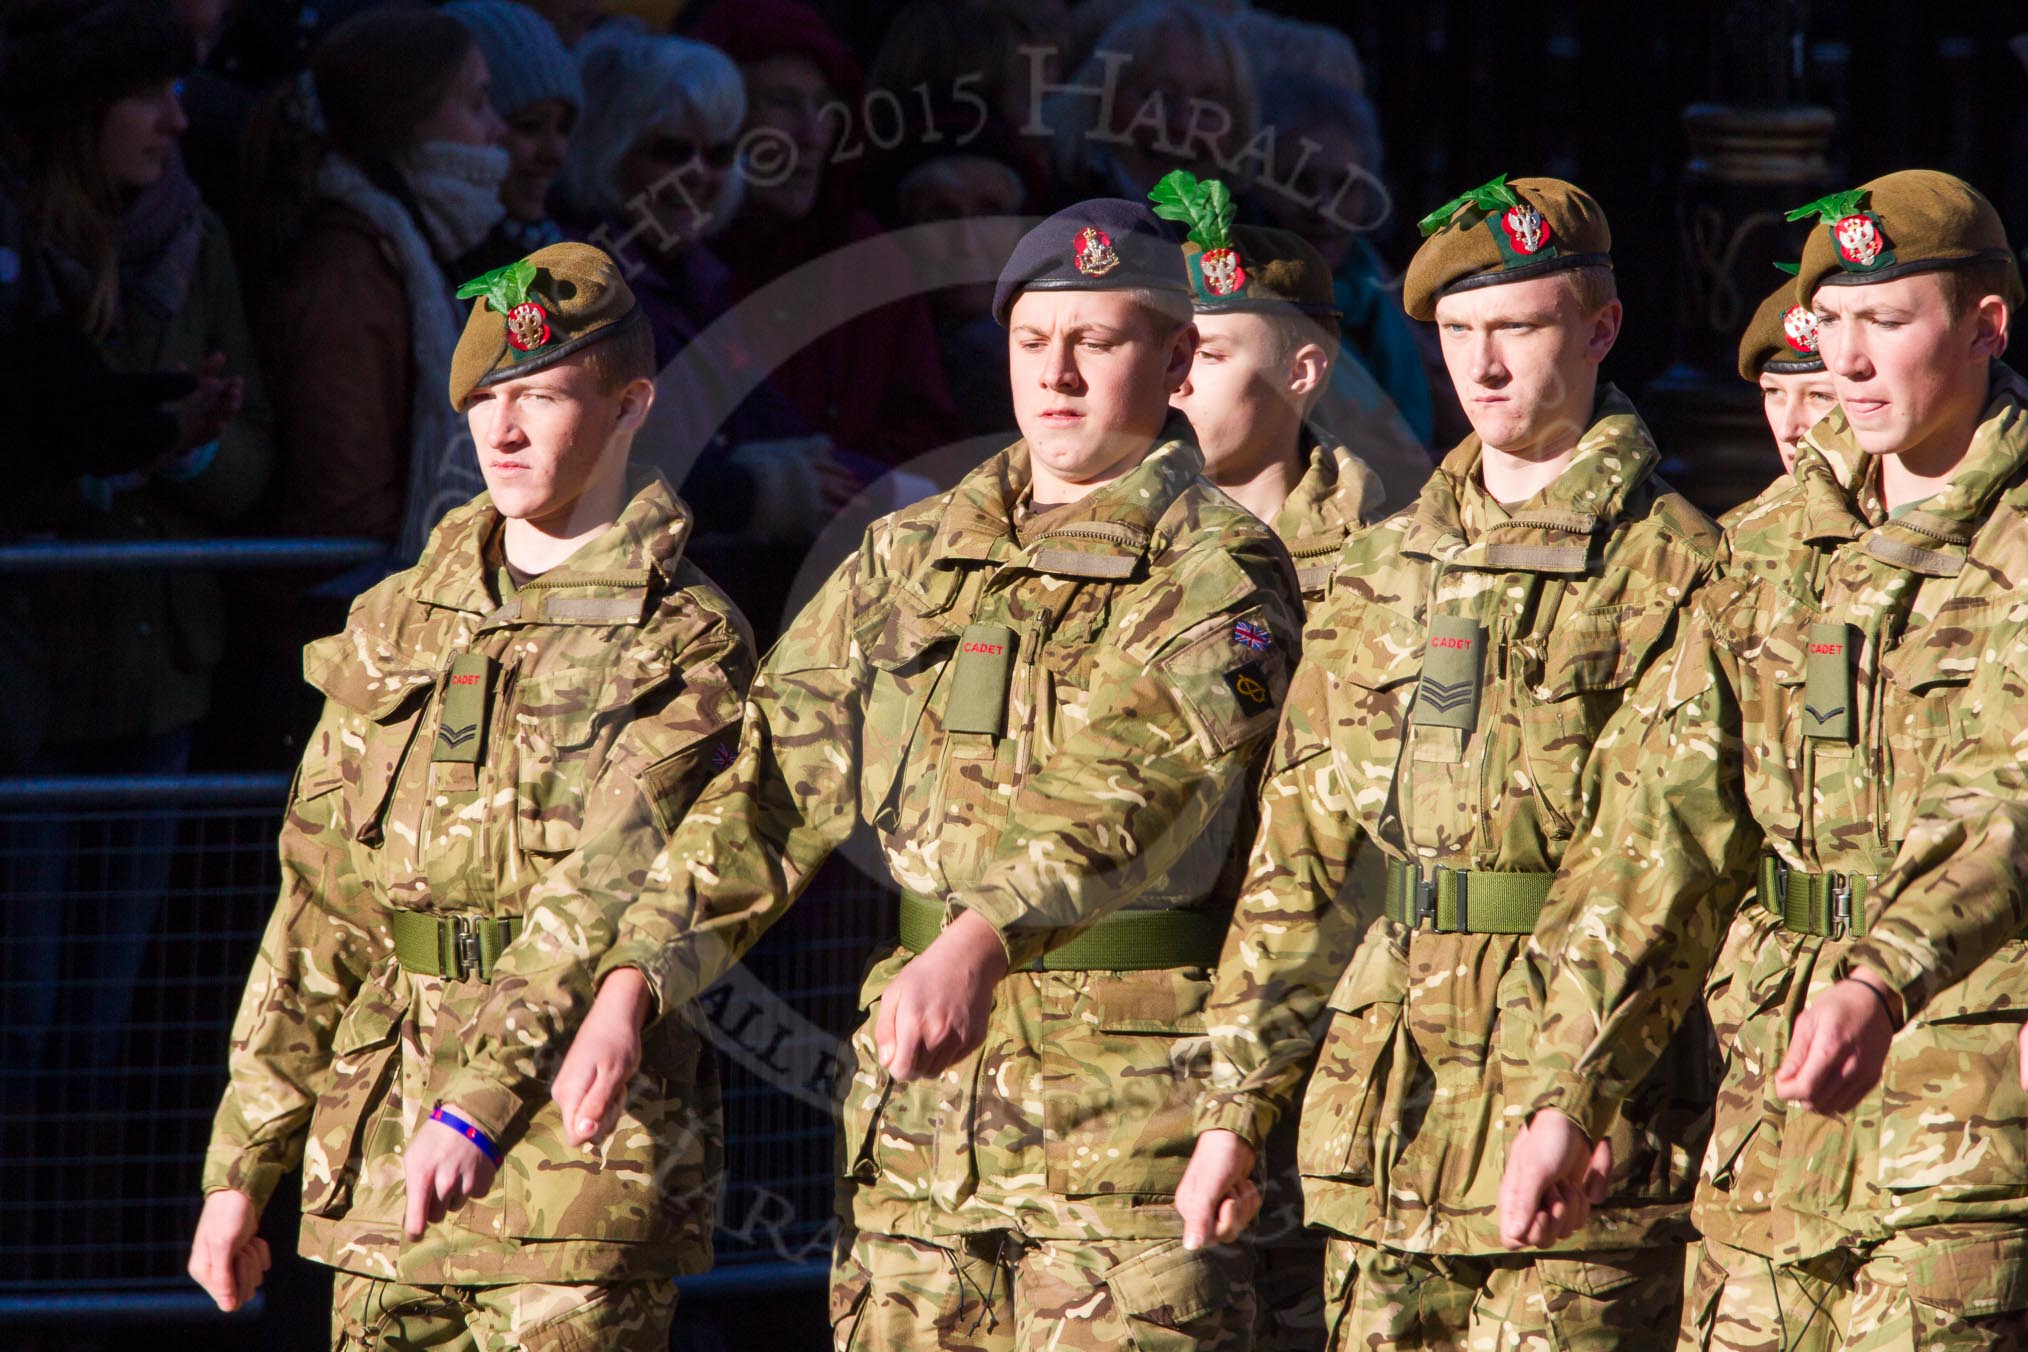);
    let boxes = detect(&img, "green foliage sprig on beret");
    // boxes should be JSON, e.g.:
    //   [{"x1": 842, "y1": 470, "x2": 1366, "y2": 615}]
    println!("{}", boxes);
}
[
  {"x1": 456, "y1": 258, "x2": 538, "y2": 315},
  {"x1": 1773, "y1": 261, "x2": 1801, "y2": 275},
  {"x1": 1785, "y1": 189, "x2": 1869, "y2": 226},
  {"x1": 1416, "y1": 174, "x2": 1522, "y2": 238},
  {"x1": 1148, "y1": 170, "x2": 1237, "y2": 251}
]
